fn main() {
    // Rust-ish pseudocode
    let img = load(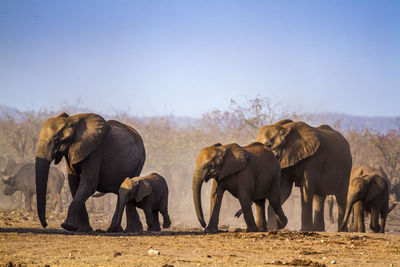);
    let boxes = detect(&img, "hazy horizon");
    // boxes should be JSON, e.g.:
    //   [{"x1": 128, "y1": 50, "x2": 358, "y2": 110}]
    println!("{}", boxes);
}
[{"x1": 1, "y1": 1, "x2": 399, "y2": 118}]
